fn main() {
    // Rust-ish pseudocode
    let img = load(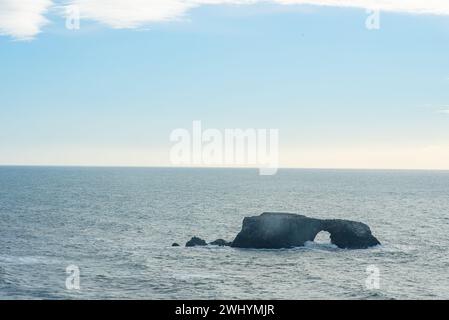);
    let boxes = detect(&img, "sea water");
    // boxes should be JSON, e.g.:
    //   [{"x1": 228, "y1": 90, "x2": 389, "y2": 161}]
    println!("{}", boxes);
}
[{"x1": 1, "y1": 167, "x2": 448, "y2": 299}]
